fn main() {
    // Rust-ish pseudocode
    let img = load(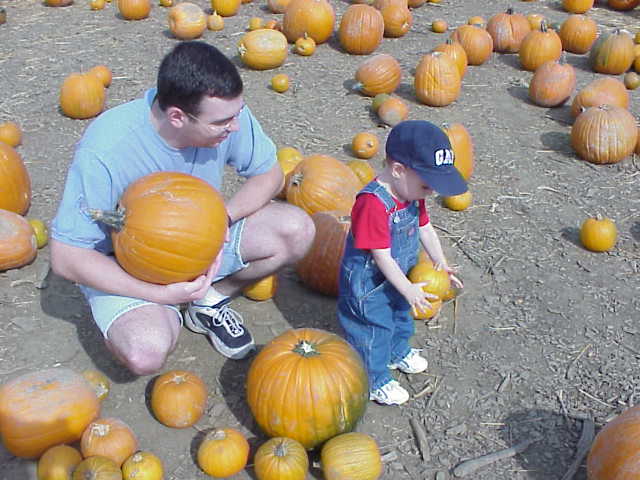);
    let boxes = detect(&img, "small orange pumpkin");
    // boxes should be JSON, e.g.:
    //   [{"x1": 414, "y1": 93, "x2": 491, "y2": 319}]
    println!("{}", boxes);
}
[
  {"x1": 570, "y1": 77, "x2": 629, "y2": 117},
  {"x1": 150, "y1": 370, "x2": 207, "y2": 428},
  {"x1": 0, "y1": 368, "x2": 100, "y2": 458},
  {"x1": 528, "y1": 60, "x2": 576, "y2": 107},
  {"x1": 320, "y1": 433, "x2": 382, "y2": 480},
  {"x1": 271, "y1": 73, "x2": 290, "y2": 93},
  {"x1": 207, "y1": 11, "x2": 224, "y2": 30},
  {"x1": 0, "y1": 121, "x2": 22, "y2": 147},
  {"x1": 37, "y1": 444, "x2": 83, "y2": 480},
  {"x1": 168, "y1": 2, "x2": 207, "y2": 40},
  {"x1": 0, "y1": 210, "x2": 37, "y2": 271},
  {"x1": 443, "y1": 123, "x2": 474, "y2": 181},
  {"x1": 570, "y1": 104, "x2": 637, "y2": 164},
  {"x1": 254, "y1": 437, "x2": 309, "y2": 480},
  {"x1": 238, "y1": 29, "x2": 288, "y2": 70},
  {"x1": 282, "y1": 0, "x2": 335, "y2": 44},
  {"x1": 0, "y1": 142, "x2": 31, "y2": 215},
  {"x1": 580, "y1": 215, "x2": 617, "y2": 252},
  {"x1": 486, "y1": 8, "x2": 531, "y2": 53},
  {"x1": 210, "y1": 0, "x2": 240, "y2": 16},
  {"x1": 243, "y1": 274, "x2": 278, "y2": 301},
  {"x1": 122, "y1": 451, "x2": 164, "y2": 480},
  {"x1": 449, "y1": 24, "x2": 493, "y2": 65},
  {"x1": 408, "y1": 261, "x2": 451, "y2": 300},
  {"x1": 88, "y1": 65, "x2": 112, "y2": 88},
  {"x1": 59, "y1": 73, "x2": 106, "y2": 120},
  {"x1": 414, "y1": 51, "x2": 461, "y2": 107},
  {"x1": 559, "y1": 14, "x2": 597, "y2": 54},
  {"x1": 354, "y1": 53, "x2": 402, "y2": 96},
  {"x1": 431, "y1": 19, "x2": 447, "y2": 33},
  {"x1": 294, "y1": 33, "x2": 316, "y2": 56},
  {"x1": 81, "y1": 417, "x2": 138, "y2": 467},
  {"x1": 562, "y1": 0, "x2": 594, "y2": 13},
  {"x1": 443, "y1": 190, "x2": 472, "y2": 211},
  {"x1": 351, "y1": 132, "x2": 379, "y2": 159},
  {"x1": 45, "y1": 0, "x2": 74, "y2": 5},
  {"x1": 117, "y1": 0, "x2": 151, "y2": 19},
  {"x1": 338, "y1": 4, "x2": 385, "y2": 55},
  {"x1": 197, "y1": 428, "x2": 249, "y2": 478},
  {"x1": 377, "y1": 96, "x2": 409, "y2": 126},
  {"x1": 519, "y1": 21, "x2": 562, "y2": 71}
]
